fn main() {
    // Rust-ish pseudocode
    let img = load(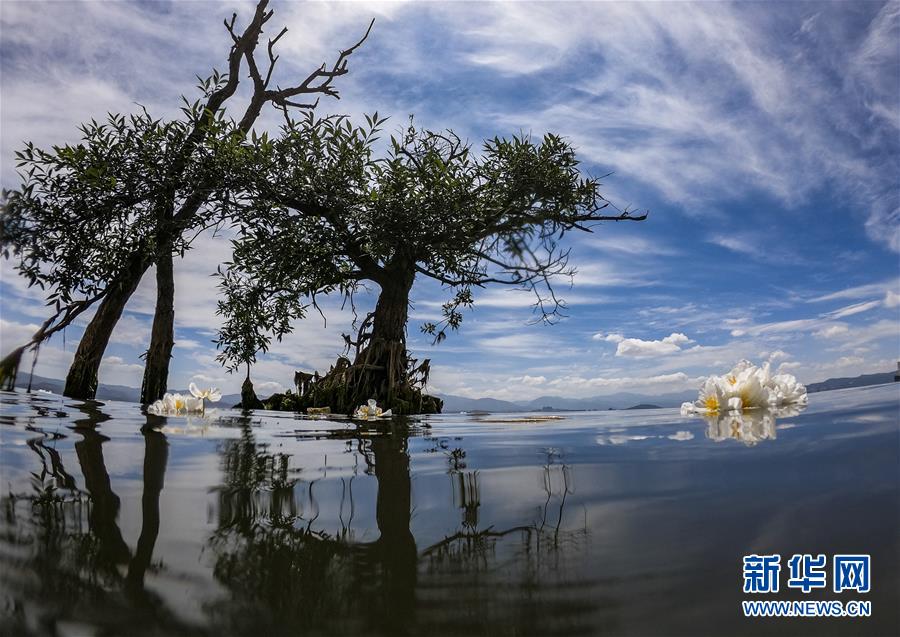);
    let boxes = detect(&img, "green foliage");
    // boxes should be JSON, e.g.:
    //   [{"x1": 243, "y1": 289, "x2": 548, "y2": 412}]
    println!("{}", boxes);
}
[
  {"x1": 214, "y1": 265, "x2": 309, "y2": 373},
  {"x1": 217, "y1": 111, "x2": 635, "y2": 370},
  {"x1": 0, "y1": 86, "x2": 241, "y2": 311}
]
